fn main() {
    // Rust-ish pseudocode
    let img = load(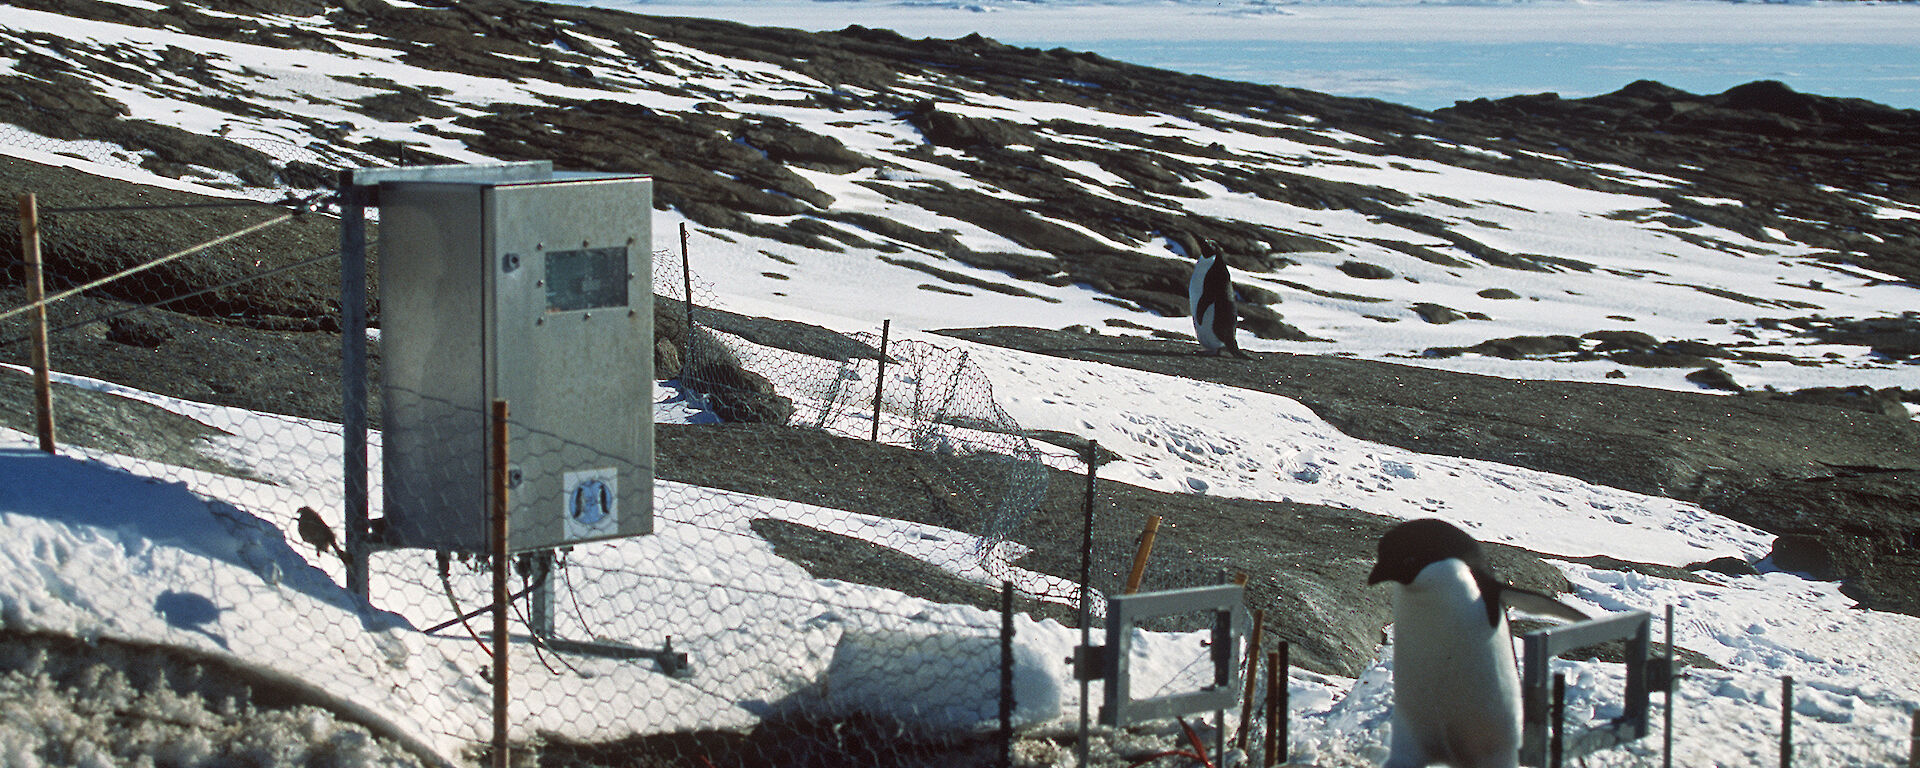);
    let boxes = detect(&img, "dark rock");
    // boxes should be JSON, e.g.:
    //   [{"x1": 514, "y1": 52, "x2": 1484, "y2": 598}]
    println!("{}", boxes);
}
[
  {"x1": 1237, "y1": 304, "x2": 1321, "y2": 342},
  {"x1": 1410, "y1": 303, "x2": 1464, "y2": 324},
  {"x1": 1337, "y1": 261, "x2": 1395, "y2": 280},
  {"x1": 106, "y1": 317, "x2": 172, "y2": 348},
  {"x1": 738, "y1": 116, "x2": 869, "y2": 173},
  {"x1": 1687, "y1": 556, "x2": 1759, "y2": 577},
  {"x1": 1430, "y1": 335, "x2": 1583, "y2": 360},
  {"x1": 1769, "y1": 534, "x2": 1837, "y2": 579},
  {"x1": 1583, "y1": 330, "x2": 1658, "y2": 351},
  {"x1": 1685, "y1": 367, "x2": 1743, "y2": 392},
  {"x1": 1477, "y1": 288, "x2": 1521, "y2": 300},
  {"x1": 1763, "y1": 386, "x2": 1910, "y2": 419},
  {"x1": 1609, "y1": 348, "x2": 1716, "y2": 369},
  {"x1": 907, "y1": 101, "x2": 1041, "y2": 148}
]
